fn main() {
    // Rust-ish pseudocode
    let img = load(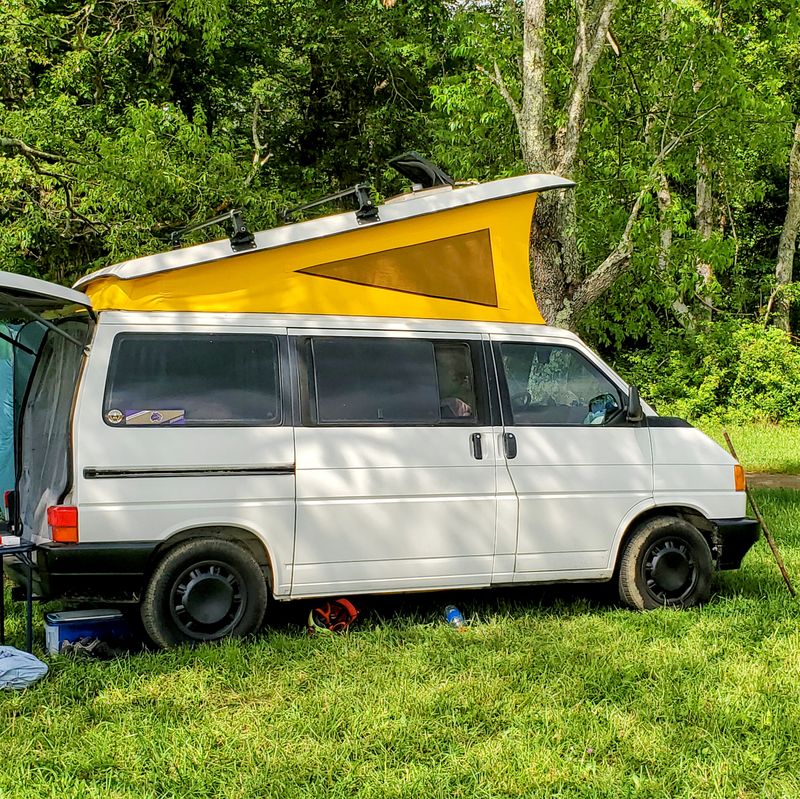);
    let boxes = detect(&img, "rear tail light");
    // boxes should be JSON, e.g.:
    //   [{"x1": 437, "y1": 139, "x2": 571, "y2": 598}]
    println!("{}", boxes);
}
[
  {"x1": 47, "y1": 505, "x2": 79, "y2": 543},
  {"x1": 734, "y1": 464, "x2": 746, "y2": 492}
]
